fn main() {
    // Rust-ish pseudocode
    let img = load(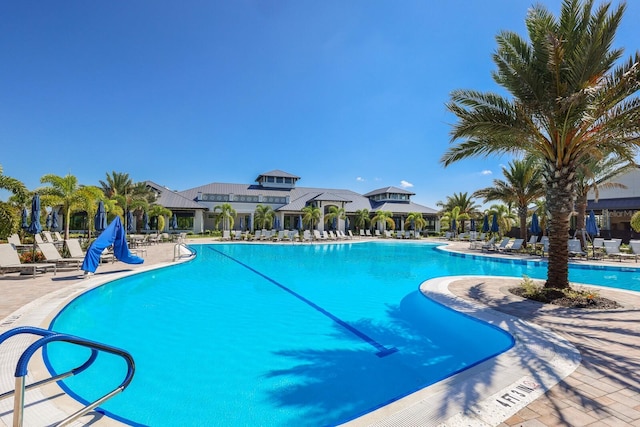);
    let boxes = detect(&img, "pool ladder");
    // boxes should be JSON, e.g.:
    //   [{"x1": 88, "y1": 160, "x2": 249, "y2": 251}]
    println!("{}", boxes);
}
[
  {"x1": 173, "y1": 242, "x2": 196, "y2": 261},
  {"x1": 0, "y1": 326, "x2": 135, "y2": 427}
]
